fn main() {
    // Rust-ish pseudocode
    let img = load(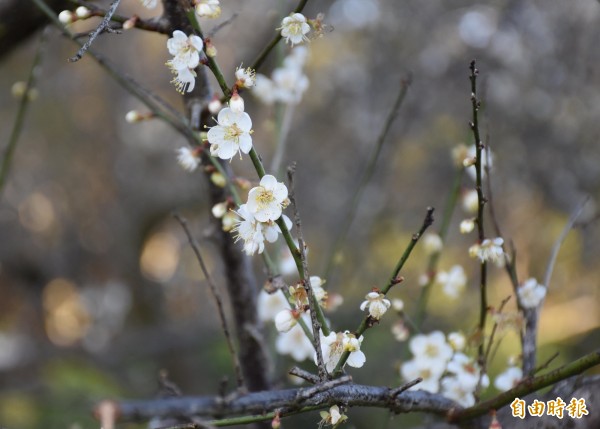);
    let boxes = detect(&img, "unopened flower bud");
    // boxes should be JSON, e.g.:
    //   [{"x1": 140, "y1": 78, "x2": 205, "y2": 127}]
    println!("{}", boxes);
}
[
  {"x1": 210, "y1": 172, "x2": 226, "y2": 188},
  {"x1": 123, "y1": 16, "x2": 138, "y2": 30},
  {"x1": 75, "y1": 6, "x2": 91, "y2": 19},
  {"x1": 205, "y1": 40, "x2": 217, "y2": 57},
  {"x1": 462, "y1": 190, "x2": 479, "y2": 214},
  {"x1": 58, "y1": 10, "x2": 75, "y2": 24},
  {"x1": 208, "y1": 97, "x2": 222, "y2": 114},
  {"x1": 211, "y1": 202, "x2": 227, "y2": 218},
  {"x1": 460, "y1": 218, "x2": 475, "y2": 234},
  {"x1": 422, "y1": 233, "x2": 443, "y2": 255},
  {"x1": 275, "y1": 309, "x2": 299, "y2": 332},
  {"x1": 125, "y1": 110, "x2": 144, "y2": 123},
  {"x1": 229, "y1": 92, "x2": 245, "y2": 113},
  {"x1": 463, "y1": 157, "x2": 476, "y2": 168},
  {"x1": 392, "y1": 298, "x2": 404, "y2": 312},
  {"x1": 11, "y1": 81, "x2": 27, "y2": 98}
]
